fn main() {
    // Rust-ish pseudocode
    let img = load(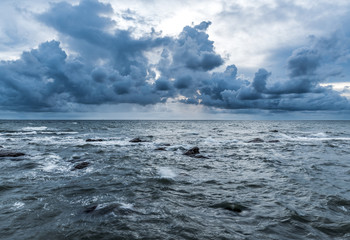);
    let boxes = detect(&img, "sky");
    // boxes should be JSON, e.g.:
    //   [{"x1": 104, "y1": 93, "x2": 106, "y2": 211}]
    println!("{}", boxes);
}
[{"x1": 1, "y1": 0, "x2": 350, "y2": 119}]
